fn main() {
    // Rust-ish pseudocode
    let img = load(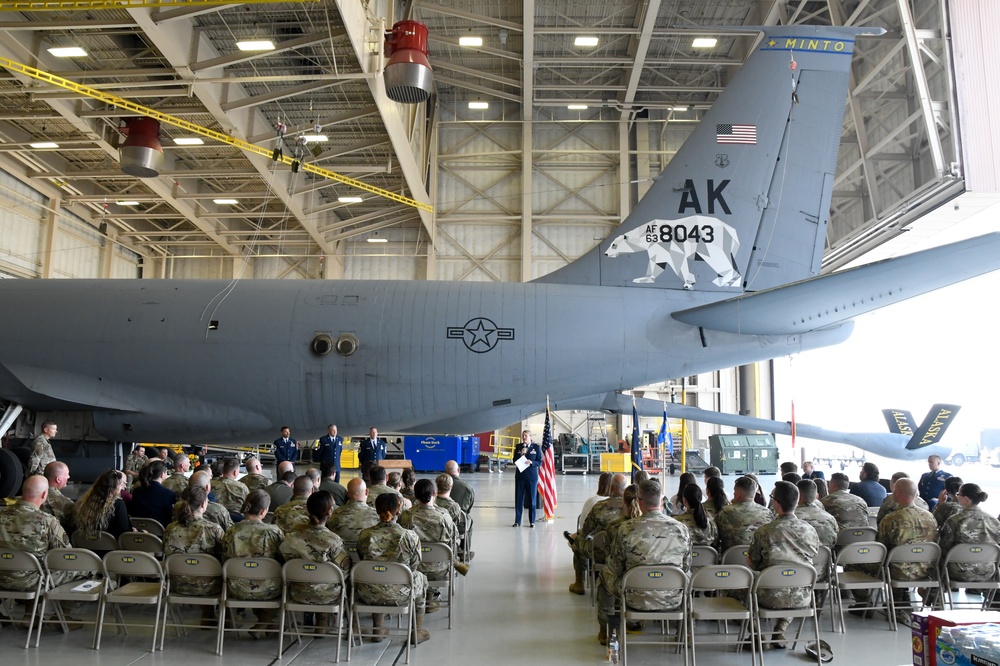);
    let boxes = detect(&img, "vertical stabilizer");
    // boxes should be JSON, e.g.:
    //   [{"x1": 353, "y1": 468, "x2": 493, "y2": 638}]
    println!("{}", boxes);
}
[
  {"x1": 883, "y1": 409, "x2": 917, "y2": 436},
  {"x1": 538, "y1": 26, "x2": 882, "y2": 291},
  {"x1": 906, "y1": 404, "x2": 961, "y2": 450}
]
